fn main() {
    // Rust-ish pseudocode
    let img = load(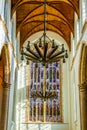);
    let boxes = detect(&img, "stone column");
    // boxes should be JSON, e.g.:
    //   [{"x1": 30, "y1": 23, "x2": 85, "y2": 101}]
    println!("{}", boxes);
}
[
  {"x1": 0, "y1": 83, "x2": 10, "y2": 130},
  {"x1": 79, "y1": 80, "x2": 87, "y2": 130}
]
